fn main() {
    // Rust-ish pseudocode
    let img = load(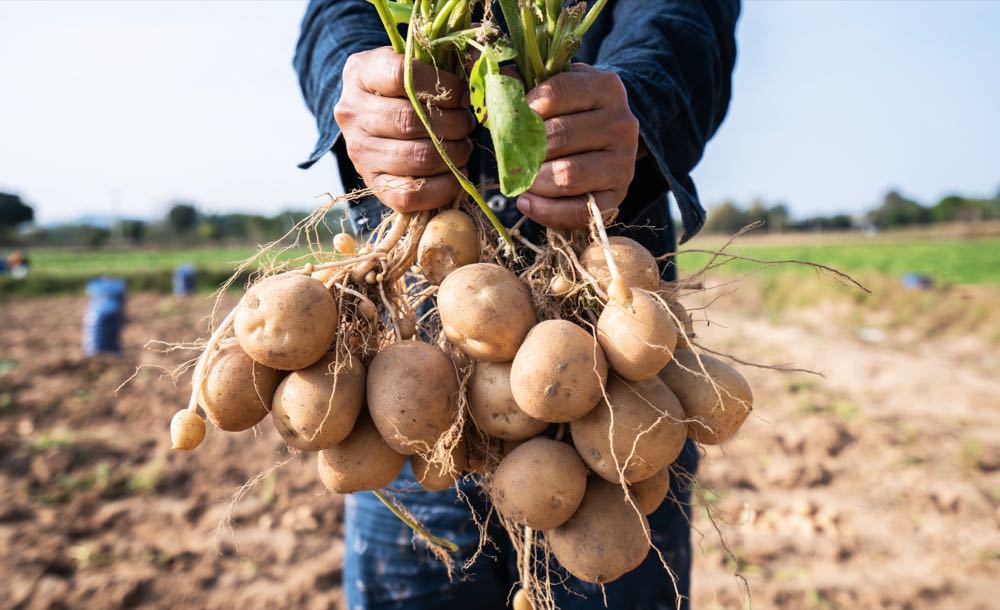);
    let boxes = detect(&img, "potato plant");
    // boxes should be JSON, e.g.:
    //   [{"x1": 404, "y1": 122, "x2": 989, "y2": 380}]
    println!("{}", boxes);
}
[{"x1": 164, "y1": 3, "x2": 760, "y2": 609}]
